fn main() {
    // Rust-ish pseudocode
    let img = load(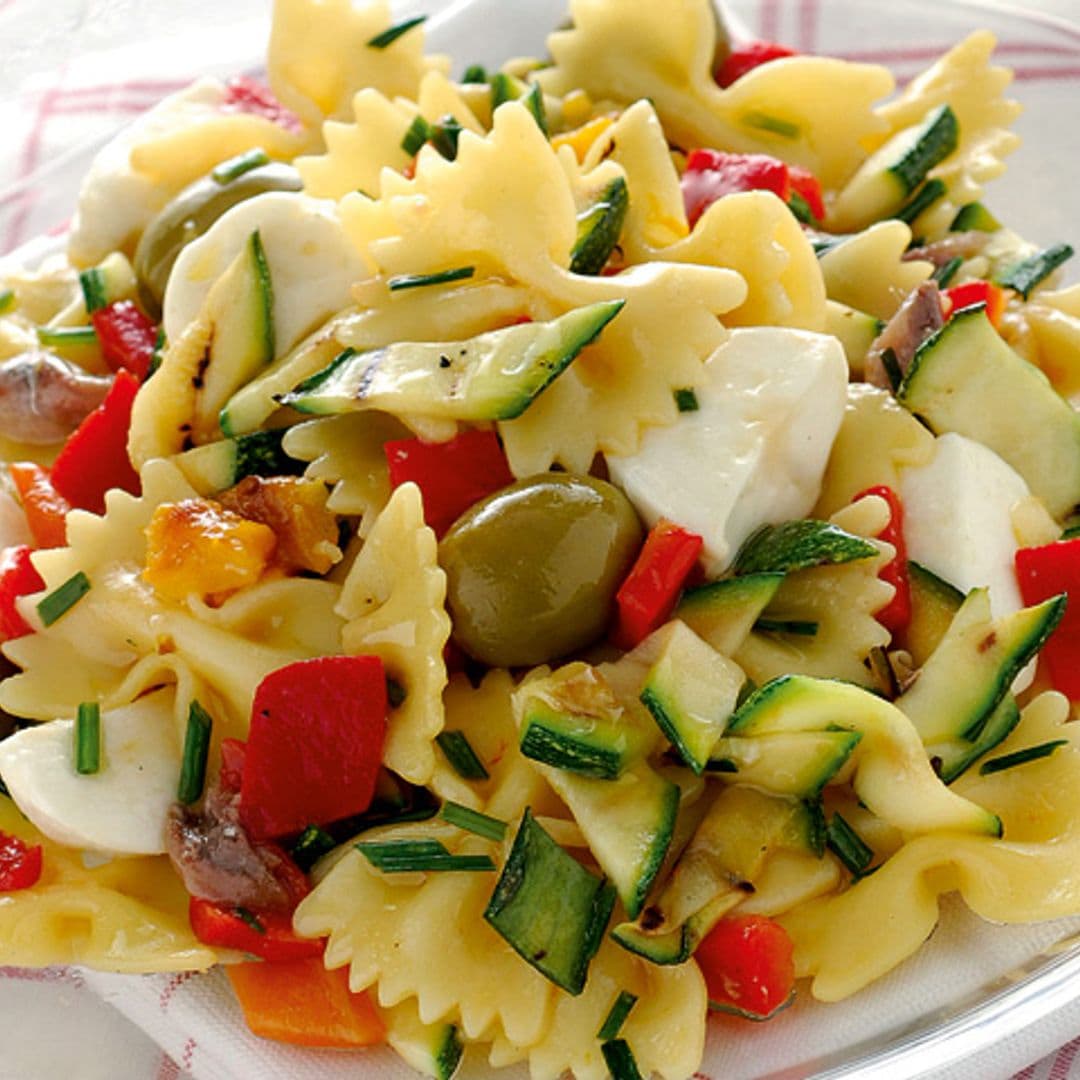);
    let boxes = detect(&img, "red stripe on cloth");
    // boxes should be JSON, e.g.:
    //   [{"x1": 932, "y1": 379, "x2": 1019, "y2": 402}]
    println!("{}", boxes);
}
[
  {"x1": 1012, "y1": 65, "x2": 1080, "y2": 82},
  {"x1": 3, "y1": 80, "x2": 62, "y2": 253},
  {"x1": 158, "y1": 970, "x2": 197, "y2": 1013},
  {"x1": 154, "y1": 1053, "x2": 181, "y2": 1080},
  {"x1": 56, "y1": 78, "x2": 191, "y2": 101},
  {"x1": 838, "y1": 42, "x2": 1080, "y2": 64},
  {"x1": 0, "y1": 965, "x2": 85, "y2": 989},
  {"x1": 1012, "y1": 1067, "x2": 1037, "y2": 1080},
  {"x1": 1049, "y1": 1036, "x2": 1080, "y2": 1080},
  {"x1": 181, "y1": 1037, "x2": 197, "y2": 1071},
  {"x1": 758, "y1": 0, "x2": 781, "y2": 42},
  {"x1": 797, "y1": 0, "x2": 819, "y2": 53}
]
